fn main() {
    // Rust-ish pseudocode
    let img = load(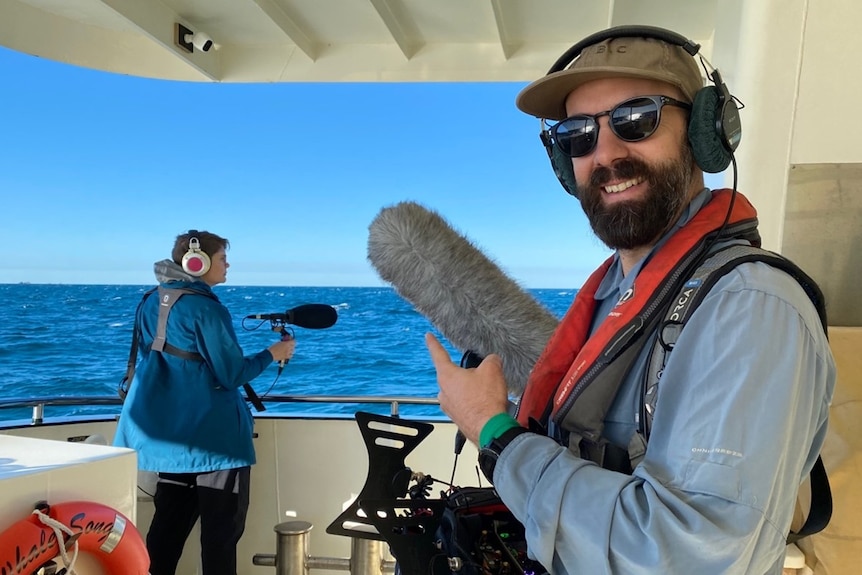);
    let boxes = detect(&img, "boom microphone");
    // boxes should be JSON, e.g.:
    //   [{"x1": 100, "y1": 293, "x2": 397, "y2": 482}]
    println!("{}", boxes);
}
[
  {"x1": 246, "y1": 304, "x2": 337, "y2": 329},
  {"x1": 367, "y1": 201, "x2": 559, "y2": 394}
]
